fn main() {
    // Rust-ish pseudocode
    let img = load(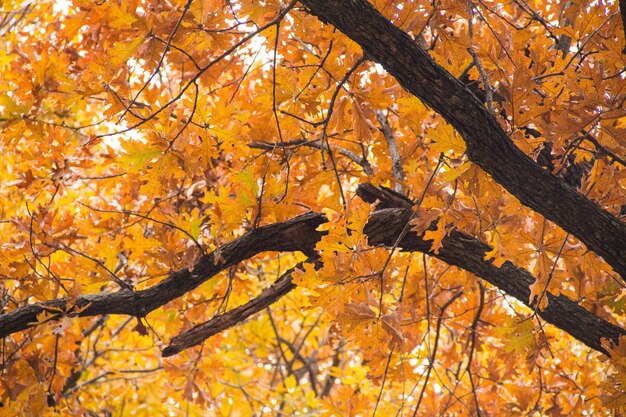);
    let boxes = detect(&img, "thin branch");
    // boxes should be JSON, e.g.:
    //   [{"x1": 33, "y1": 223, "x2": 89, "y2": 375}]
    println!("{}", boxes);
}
[
  {"x1": 467, "y1": 48, "x2": 494, "y2": 113},
  {"x1": 118, "y1": 0, "x2": 194, "y2": 121},
  {"x1": 277, "y1": 334, "x2": 319, "y2": 396},
  {"x1": 298, "y1": 0, "x2": 626, "y2": 279},
  {"x1": 465, "y1": 282, "x2": 484, "y2": 417},
  {"x1": 0, "y1": 189, "x2": 624, "y2": 359},
  {"x1": 321, "y1": 342, "x2": 342, "y2": 397},
  {"x1": 320, "y1": 55, "x2": 367, "y2": 209},
  {"x1": 77, "y1": 201, "x2": 205, "y2": 255},
  {"x1": 619, "y1": 0, "x2": 626, "y2": 55},
  {"x1": 60, "y1": 244, "x2": 133, "y2": 291},
  {"x1": 563, "y1": 12, "x2": 619, "y2": 71},
  {"x1": 249, "y1": 139, "x2": 374, "y2": 176},
  {"x1": 532, "y1": 233, "x2": 570, "y2": 315},
  {"x1": 293, "y1": 39, "x2": 334, "y2": 101},
  {"x1": 375, "y1": 110, "x2": 405, "y2": 192},
  {"x1": 373, "y1": 344, "x2": 394, "y2": 417},
  {"x1": 162, "y1": 262, "x2": 309, "y2": 357},
  {"x1": 581, "y1": 131, "x2": 626, "y2": 167},
  {"x1": 411, "y1": 291, "x2": 463, "y2": 417},
  {"x1": 98, "y1": 3, "x2": 296, "y2": 139}
]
